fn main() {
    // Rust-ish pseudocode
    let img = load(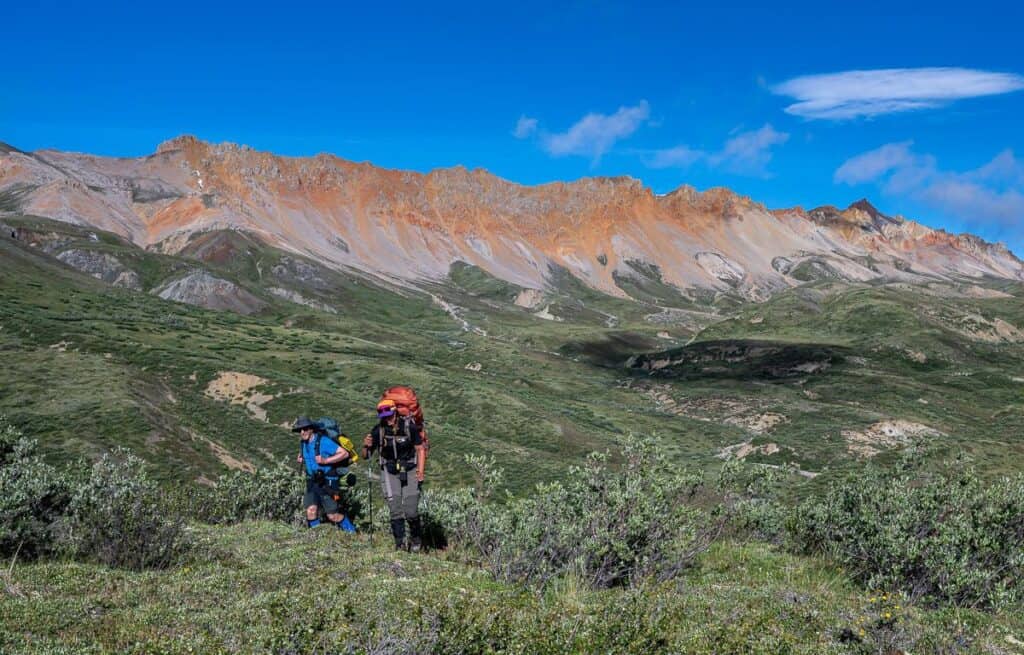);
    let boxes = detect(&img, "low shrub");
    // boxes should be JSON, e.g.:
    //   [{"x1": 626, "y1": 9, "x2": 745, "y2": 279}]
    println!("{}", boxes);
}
[
  {"x1": 61, "y1": 449, "x2": 191, "y2": 570},
  {"x1": 714, "y1": 458, "x2": 789, "y2": 542},
  {"x1": 425, "y1": 436, "x2": 720, "y2": 589},
  {"x1": 199, "y1": 463, "x2": 304, "y2": 524},
  {"x1": 788, "y1": 454, "x2": 1024, "y2": 608},
  {"x1": 0, "y1": 417, "x2": 72, "y2": 559}
]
